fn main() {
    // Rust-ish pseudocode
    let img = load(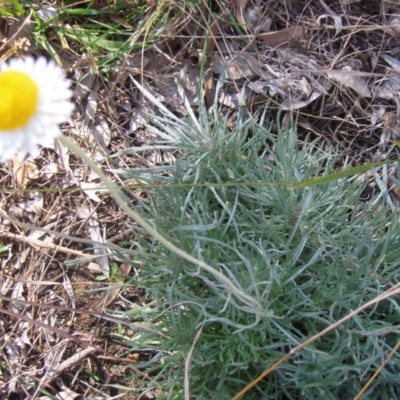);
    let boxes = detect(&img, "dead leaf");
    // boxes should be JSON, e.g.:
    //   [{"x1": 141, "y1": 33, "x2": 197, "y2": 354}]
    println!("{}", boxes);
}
[
  {"x1": 175, "y1": 64, "x2": 201, "y2": 106},
  {"x1": 112, "y1": 53, "x2": 151, "y2": 85},
  {"x1": 87, "y1": 262, "x2": 102, "y2": 273},
  {"x1": 316, "y1": 14, "x2": 343, "y2": 38},
  {"x1": 8, "y1": 204, "x2": 25, "y2": 220},
  {"x1": 381, "y1": 54, "x2": 400, "y2": 71},
  {"x1": 54, "y1": 139, "x2": 71, "y2": 173},
  {"x1": 244, "y1": 2, "x2": 263, "y2": 27},
  {"x1": 87, "y1": 209, "x2": 109, "y2": 278},
  {"x1": 212, "y1": 53, "x2": 255, "y2": 80},
  {"x1": 40, "y1": 162, "x2": 59, "y2": 180},
  {"x1": 54, "y1": 388, "x2": 81, "y2": 400},
  {"x1": 63, "y1": 274, "x2": 76, "y2": 308},
  {"x1": 327, "y1": 66, "x2": 371, "y2": 97},
  {"x1": 276, "y1": 49, "x2": 321, "y2": 70},
  {"x1": 235, "y1": 0, "x2": 248, "y2": 27},
  {"x1": 84, "y1": 78, "x2": 99, "y2": 125},
  {"x1": 29, "y1": 222, "x2": 57, "y2": 240},
  {"x1": 375, "y1": 76, "x2": 400, "y2": 102},
  {"x1": 219, "y1": 86, "x2": 252, "y2": 109},
  {"x1": 369, "y1": 106, "x2": 386, "y2": 126},
  {"x1": 2, "y1": 16, "x2": 33, "y2": 57},
  {"x1": 74, "y1": 70, "x2": 96, "y2": 103},
  {"x1": 79, "y1": 182, "x2": 107, "y2": 203},
  {"x1": 93, "y1": 118, "x2": 111, "y2": 149},
  {"x1": 130, "y1": 103, "x2": 150, "y2": 132},
  {"x1": 258, "y1": 25, "x2": 305, "y2": 47},
  {"x1": 76, "y1": 204, "x2": 91, "y2": 219},
  {"x1": 16, "y1": 192, "x2": 44, "y2": 217},
  {"x1": 12, "y1": 157, "x2": 38, "y2": 189},
  {"x1": 21, "y1": 195, "x2": 44, "y2": 216},
  {"x1": 10, "y1": 282, "x2": 25, "y2": 314},
  {"x1": 388, "y1": 14, "x2": 400, "y2": 34},
  {"x1": 281, "y1": 90, "x2": 324, "y2": 110},
  {"x1": 42, "y1": 342, "x2": 68, "y2": 382}
]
